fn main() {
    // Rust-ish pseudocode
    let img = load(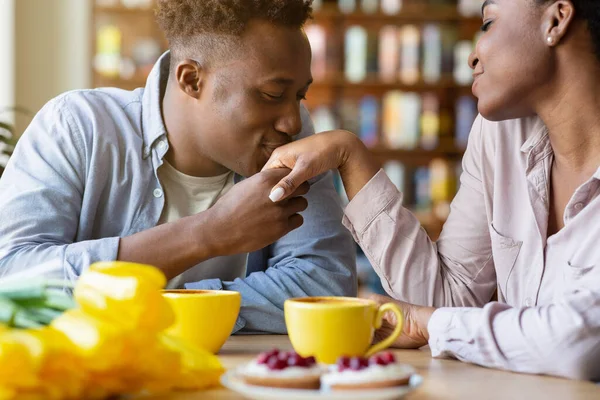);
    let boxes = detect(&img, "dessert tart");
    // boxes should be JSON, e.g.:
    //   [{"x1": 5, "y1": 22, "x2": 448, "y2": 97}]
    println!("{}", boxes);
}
[
  {"x1": 321, "y1": 352, "x2": 414, "y2": 390},
  {"x1": 239, "y1": 349, "x2": 324, "y2": 390}
]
